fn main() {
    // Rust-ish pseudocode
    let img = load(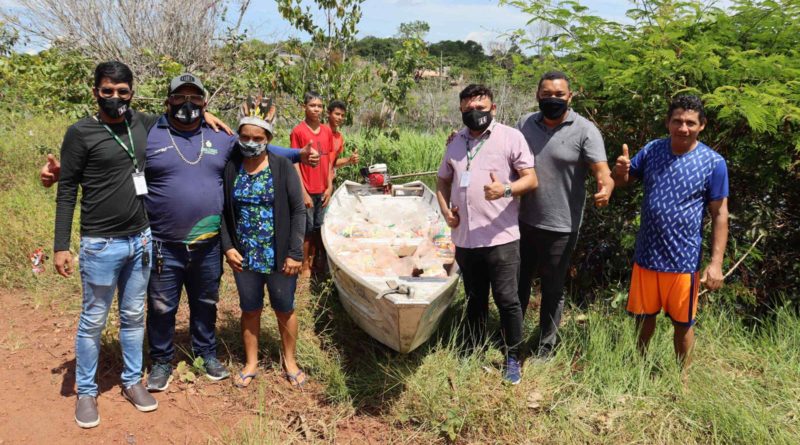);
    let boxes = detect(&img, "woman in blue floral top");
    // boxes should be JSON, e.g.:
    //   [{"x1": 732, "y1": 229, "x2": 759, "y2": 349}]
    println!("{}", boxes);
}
[{"x1": 221, "y1": 98, "x2": 307, "y2": 388}]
